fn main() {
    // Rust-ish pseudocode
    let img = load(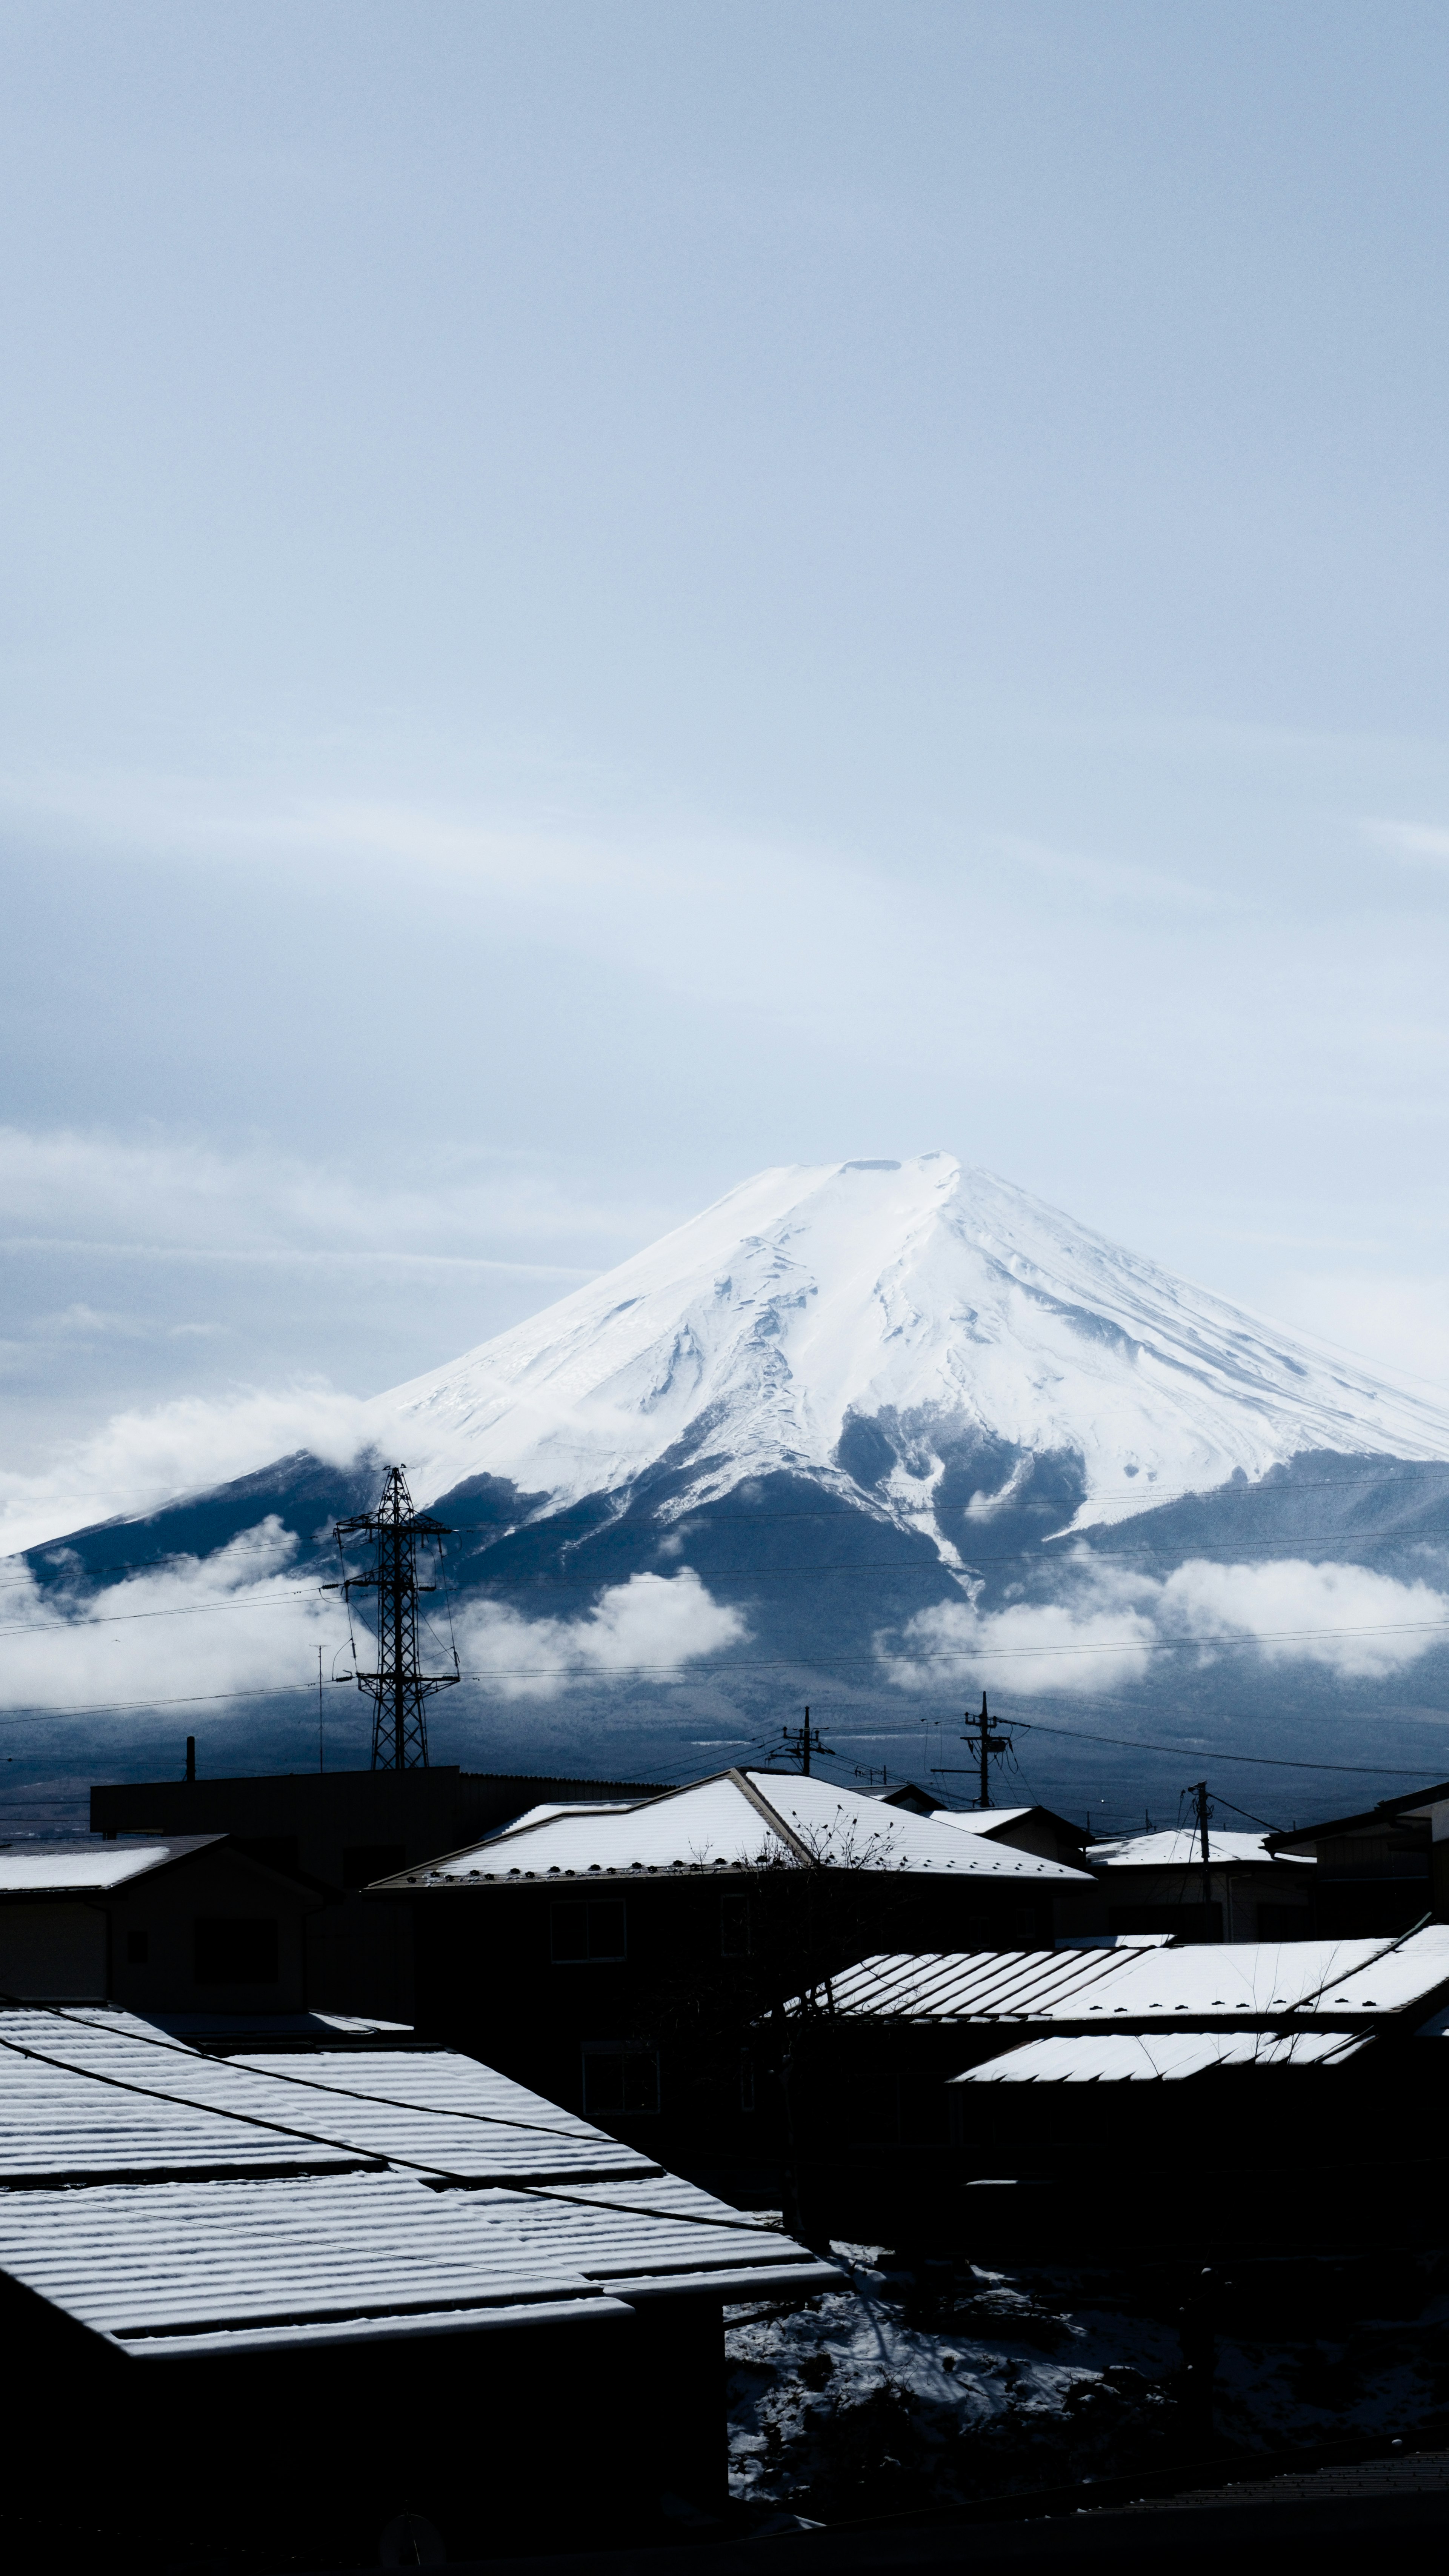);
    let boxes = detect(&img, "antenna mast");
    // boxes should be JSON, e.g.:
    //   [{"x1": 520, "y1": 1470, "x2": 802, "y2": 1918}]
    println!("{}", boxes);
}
[{"x1": 334, "y1": 1465, "x2": 459, "y2": 1770}]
